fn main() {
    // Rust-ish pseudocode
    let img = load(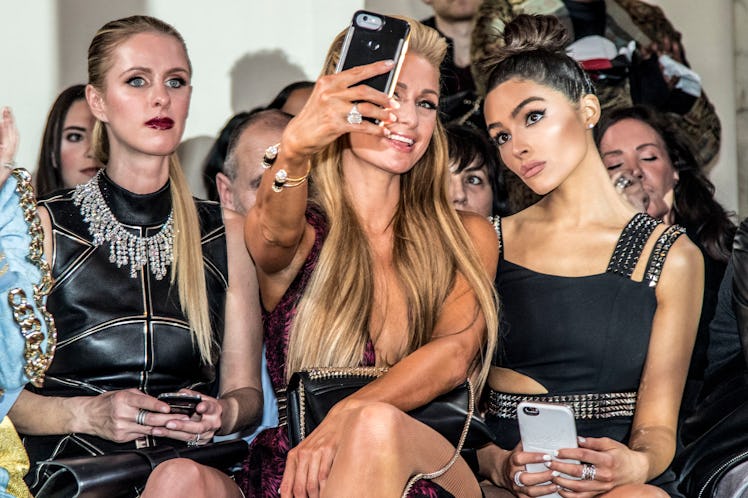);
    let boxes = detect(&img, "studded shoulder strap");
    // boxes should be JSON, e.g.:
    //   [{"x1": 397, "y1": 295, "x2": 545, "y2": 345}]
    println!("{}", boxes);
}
[
  {"x1": 488, "y1": 215, "x2": 502, "y2": 256},
  {"x1": 643, "y1": 224, "x2": 687, "y2": 287},
  {"x1": 606, "y1": 213, "x2": 662, "y2": 279}
]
